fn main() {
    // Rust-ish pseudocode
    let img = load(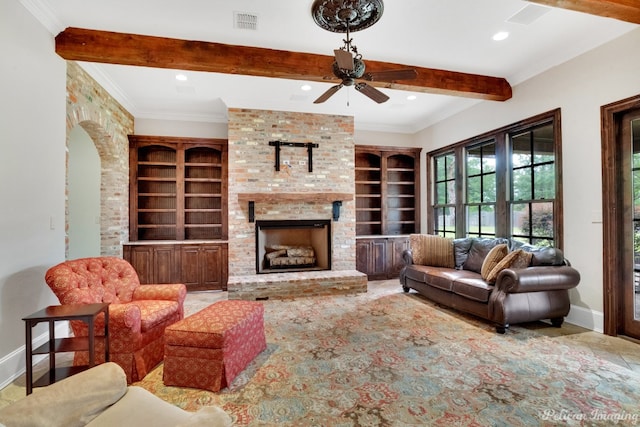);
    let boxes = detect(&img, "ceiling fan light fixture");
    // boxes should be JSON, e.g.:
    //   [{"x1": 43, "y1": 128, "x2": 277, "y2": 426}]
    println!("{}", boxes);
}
[{"x1": 301, "y1": 84, "x2": 312, "y2": 91}]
